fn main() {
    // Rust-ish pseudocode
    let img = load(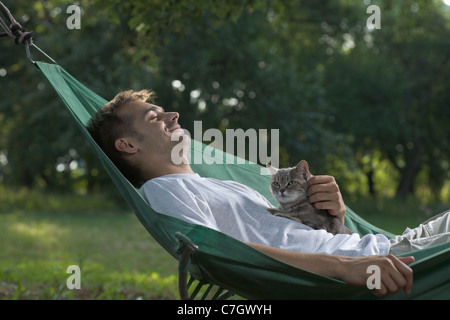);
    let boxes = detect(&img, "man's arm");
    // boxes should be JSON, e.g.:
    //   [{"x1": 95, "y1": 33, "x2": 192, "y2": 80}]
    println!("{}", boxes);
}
[{"x1": 246, "y1": 242, "x2": 414, "y2": 297}]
